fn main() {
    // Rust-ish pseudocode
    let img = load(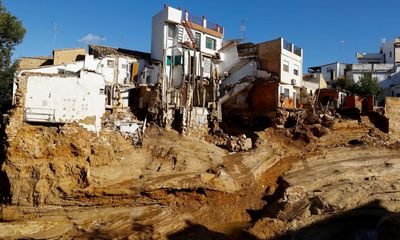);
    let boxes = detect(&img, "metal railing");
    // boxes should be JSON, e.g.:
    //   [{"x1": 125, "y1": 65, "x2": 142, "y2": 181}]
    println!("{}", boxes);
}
[
  {"x1": 187, "y1": 14, "x2": 203, "y2": 26},
  {"x1": 352, "y1": 63, "x2": 395, "y2": 72},
  {"x1": 183, "y1": 12, "x2": 224, "y2": 34},
  {"x1": 294, "y1": 46, "x2": 302, "y2": 57},
  {"x1": 207, "y1": 20, "x2": 224, "y2": 34},
  {"x1": 283, "y1": 40, "x2": 292, "y2": 52}
]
